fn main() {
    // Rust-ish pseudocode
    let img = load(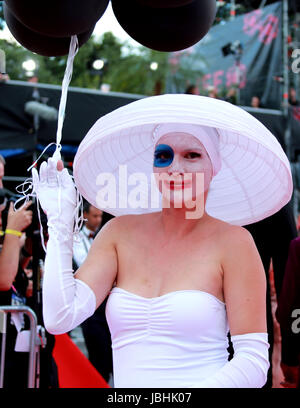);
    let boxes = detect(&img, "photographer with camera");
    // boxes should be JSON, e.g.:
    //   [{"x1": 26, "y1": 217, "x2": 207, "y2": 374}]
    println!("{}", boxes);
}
[
  {"x1": 0, "y1": 155, "x2": 58, "y2": 387},
  {"x1": 0, "y1": 197, "x2": 34, "y2": 388},
  {"x1": 0, "y1": 201, "x2": 33, "y2": 291},
  {"x1": 0, "y1": 154, "x2": 33, "y2": 295}
]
